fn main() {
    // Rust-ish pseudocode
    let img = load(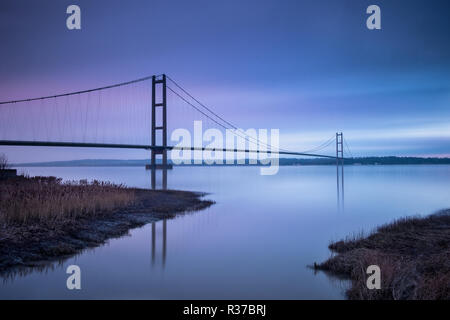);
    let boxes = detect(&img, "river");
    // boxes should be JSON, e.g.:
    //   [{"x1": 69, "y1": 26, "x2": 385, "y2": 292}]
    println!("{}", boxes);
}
[{"x1": 1, "y1": 165, "x2": 449, "y2": 299}]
